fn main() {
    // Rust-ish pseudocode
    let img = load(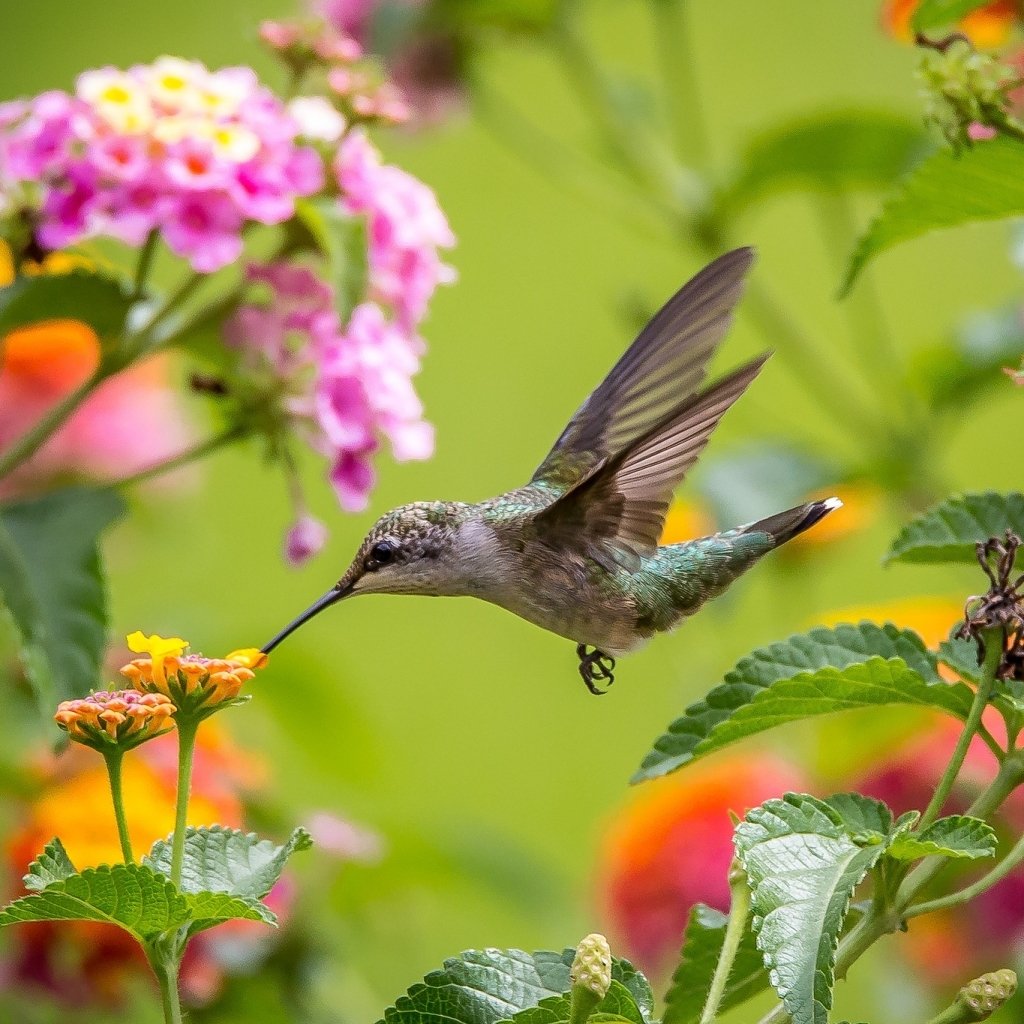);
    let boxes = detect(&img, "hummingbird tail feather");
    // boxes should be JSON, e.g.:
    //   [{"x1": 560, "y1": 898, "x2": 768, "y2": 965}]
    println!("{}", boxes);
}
[{"x1": 743, "y1": 496, "x2": 843, "y2": 547}]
